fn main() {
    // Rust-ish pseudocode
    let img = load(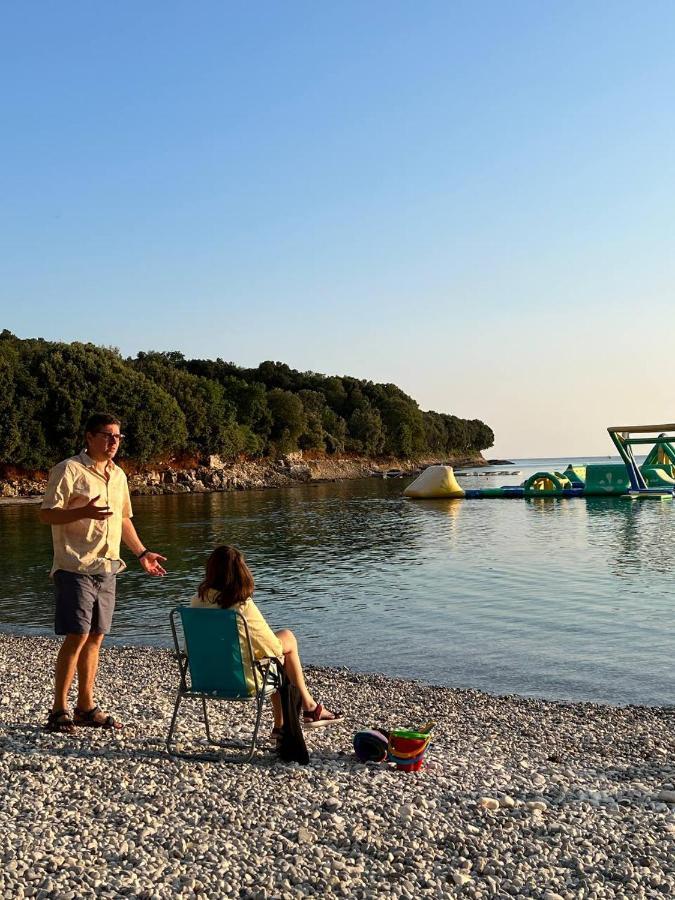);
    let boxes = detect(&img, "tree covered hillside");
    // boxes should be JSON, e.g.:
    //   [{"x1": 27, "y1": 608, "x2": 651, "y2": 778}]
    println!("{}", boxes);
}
[{"x1": 0, "y1": 331, "x2": 493, "y2": 469}]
